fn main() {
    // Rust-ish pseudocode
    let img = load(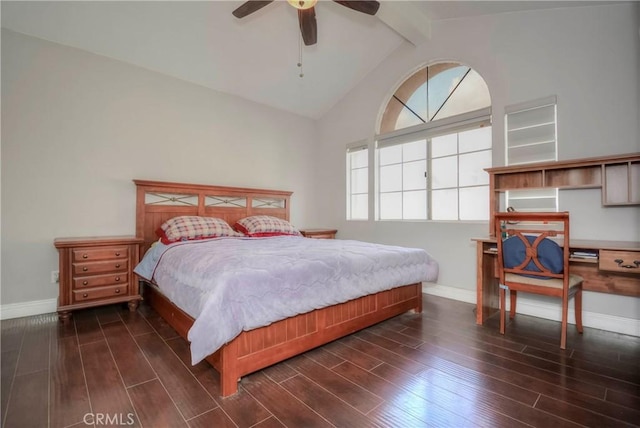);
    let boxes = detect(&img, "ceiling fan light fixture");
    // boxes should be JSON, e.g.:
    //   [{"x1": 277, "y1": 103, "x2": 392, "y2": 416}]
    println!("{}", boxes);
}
[
  {"x1": 287, "y1": 0, "x2": 317, "y2": 10},
  {"x1": 233, "y1": 0, "x2": 380, "y2": 47}
]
